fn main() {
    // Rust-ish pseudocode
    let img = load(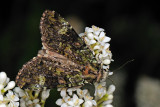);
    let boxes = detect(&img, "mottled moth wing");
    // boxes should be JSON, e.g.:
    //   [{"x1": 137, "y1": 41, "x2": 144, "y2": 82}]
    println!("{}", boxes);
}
[
  {"x1": 40, "y1": 10, "x2": 98, "y2": 66},
  {"x1": 16, "y1": 10, "x2": 101, "y2": 90},
  {"x1": 16, "y1": 50, "x2": 97, "y2": 90}
]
